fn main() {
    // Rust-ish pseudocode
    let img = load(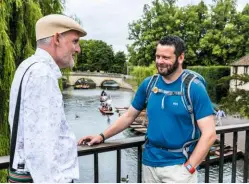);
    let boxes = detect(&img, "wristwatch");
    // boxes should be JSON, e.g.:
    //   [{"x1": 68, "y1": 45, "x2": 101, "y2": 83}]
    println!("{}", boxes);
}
[{"x1": 184, "y1": 163, "x2": 196, "y2": 174}]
